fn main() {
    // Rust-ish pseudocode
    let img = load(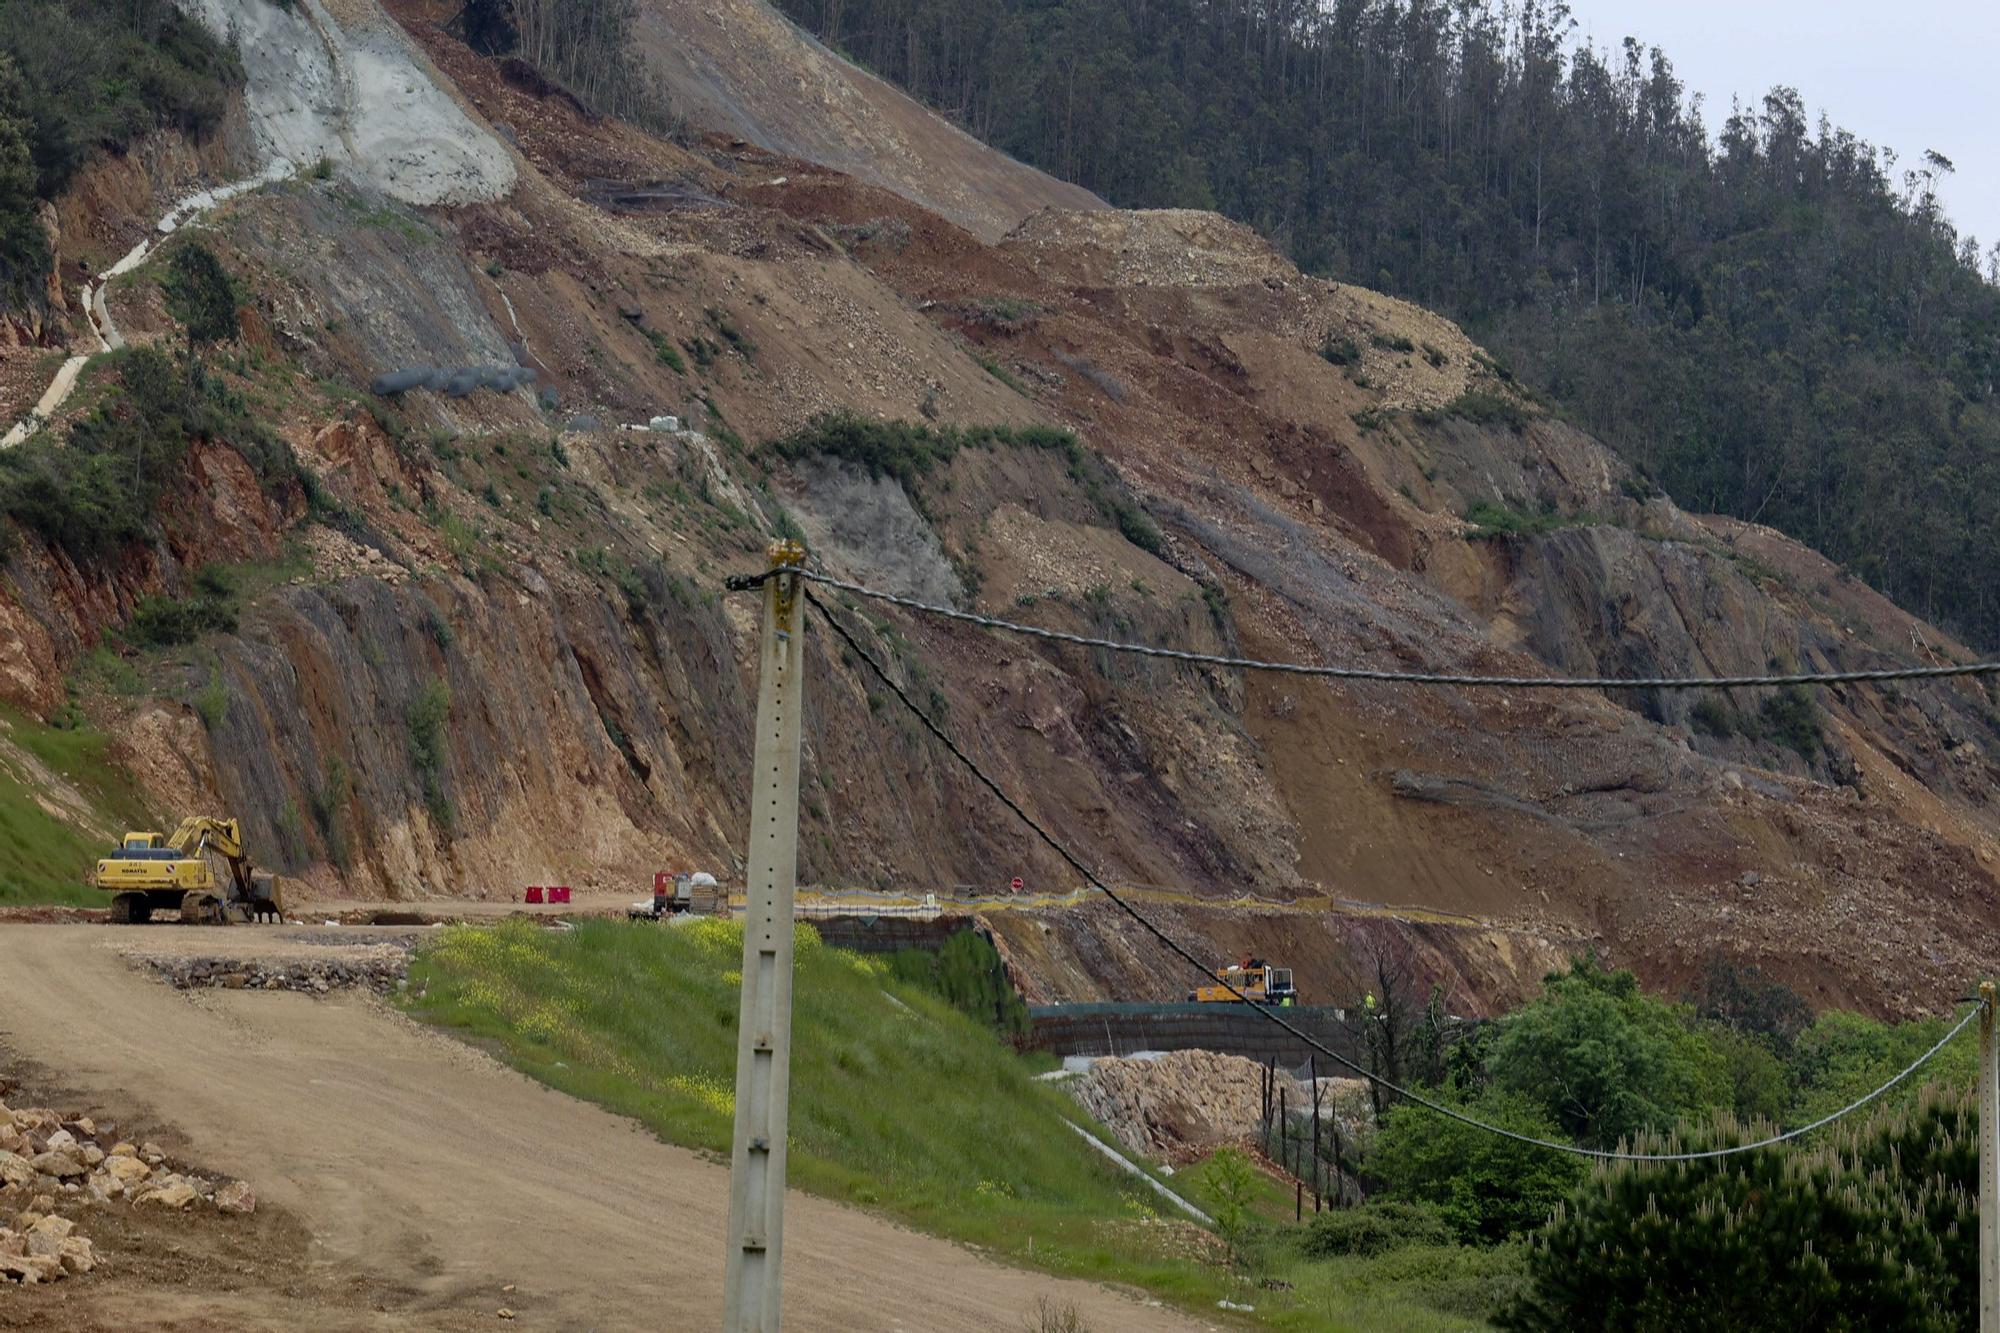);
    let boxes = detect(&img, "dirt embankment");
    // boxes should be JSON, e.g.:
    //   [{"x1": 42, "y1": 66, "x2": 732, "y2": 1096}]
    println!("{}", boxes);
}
[
  {"x1": 0, "y1": 928, "x2": 1202, "y2": 1331},
  {"x1": 626, "y1": 0, "x2": 1103, "y2": 241}
]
